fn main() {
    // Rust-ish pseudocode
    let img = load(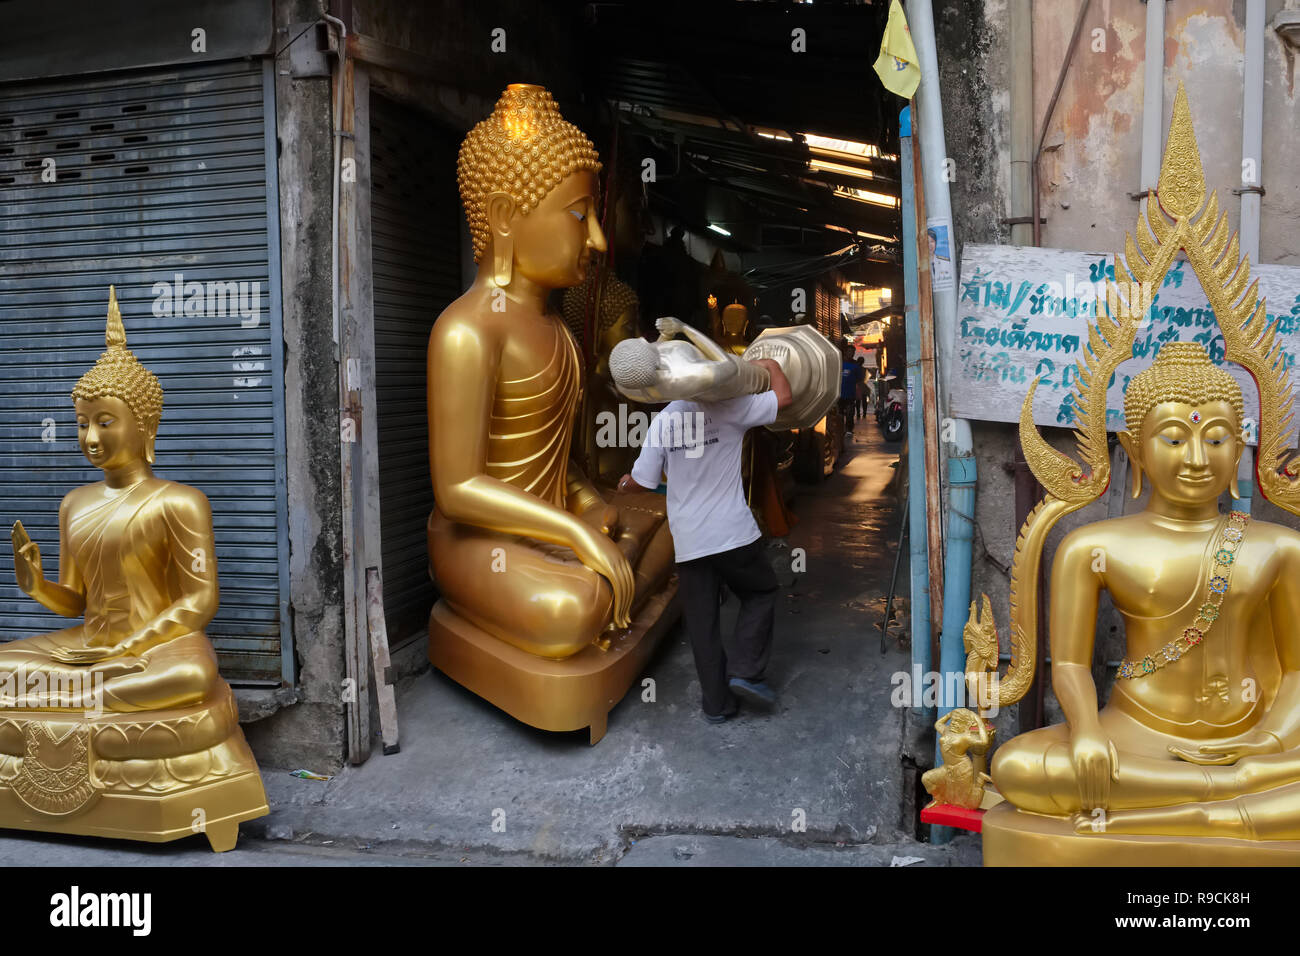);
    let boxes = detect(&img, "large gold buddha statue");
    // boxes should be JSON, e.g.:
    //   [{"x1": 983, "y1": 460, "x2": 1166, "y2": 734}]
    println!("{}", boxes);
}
[
  {"x1": 425, "y1": 85, "x2": 675, "y2": 743},
  {"x1": 974, "y1": 86, "x2": 1300, "y2": 864},
  {"x1": 0, "y1": 288, "x2": 267, "y2": 850}
]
